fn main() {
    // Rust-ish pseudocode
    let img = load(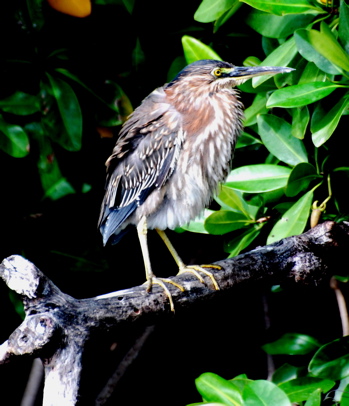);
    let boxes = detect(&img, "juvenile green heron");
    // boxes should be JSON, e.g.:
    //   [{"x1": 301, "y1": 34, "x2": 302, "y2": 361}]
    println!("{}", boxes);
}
[{"x1": 99, "y1": 59, "x2": 292, "y2": 310}]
